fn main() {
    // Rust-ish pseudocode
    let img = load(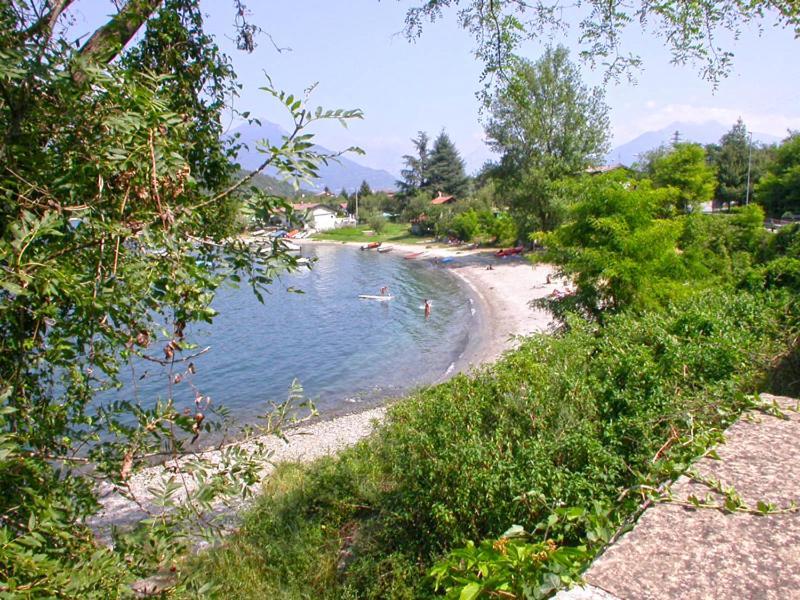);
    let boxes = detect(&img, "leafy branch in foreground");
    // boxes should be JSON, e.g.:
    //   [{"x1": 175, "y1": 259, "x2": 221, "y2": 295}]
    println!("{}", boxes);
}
[
  {"x1": 403, "y1": 0, "x2": 800, "y2": 89},
  {"x1": 0, "y1": 5, "x2": 361, "y2": 595}
]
